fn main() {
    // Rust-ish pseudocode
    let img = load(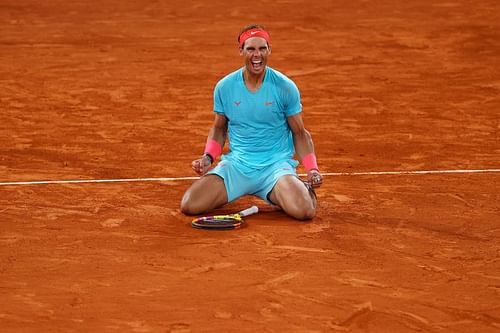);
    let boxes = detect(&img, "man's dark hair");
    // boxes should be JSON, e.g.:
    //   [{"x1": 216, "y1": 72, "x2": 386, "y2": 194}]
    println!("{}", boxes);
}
[{"x1": 237, "y1": 24, "x2": 268, "y2": 47}]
